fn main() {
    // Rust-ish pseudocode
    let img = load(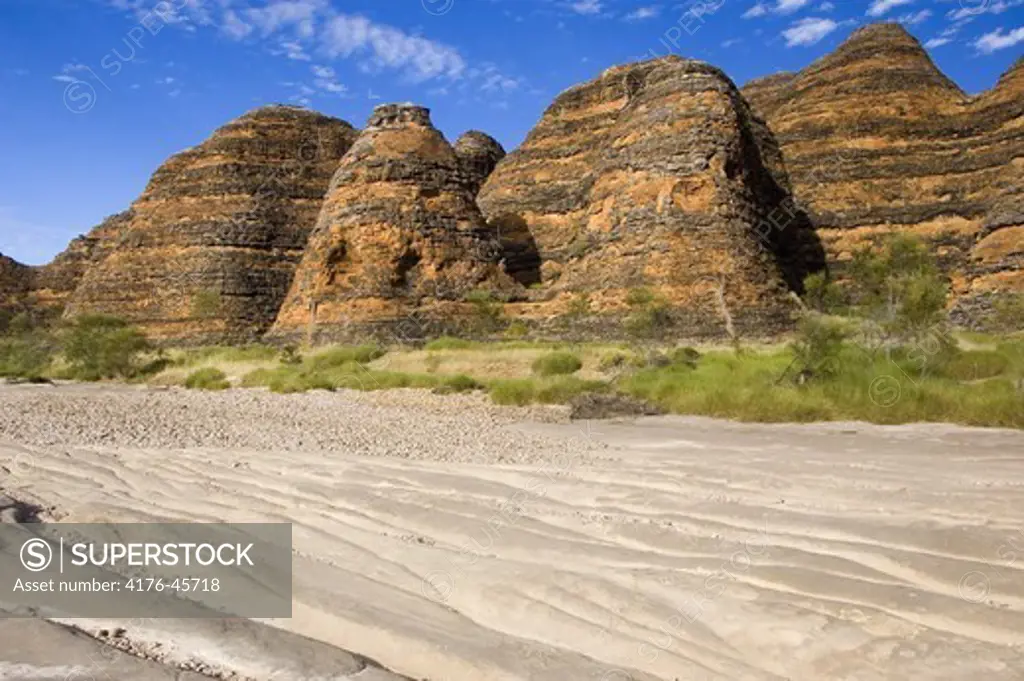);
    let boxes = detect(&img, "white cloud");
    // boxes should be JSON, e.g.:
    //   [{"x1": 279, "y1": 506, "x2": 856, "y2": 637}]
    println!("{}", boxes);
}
[
  {"x1": 475, "y1": 64, "x2": 521, "y2": 93},
  {"x1": 624, "y1": 5, "x2": 661, "y2": 21},
  {"x1": 818, "y1": 2, "x2": 835, "y2": 10},
  {"x1": 947, "y1": 0, "x2": 1024, "y2": 21},
  {"x1": 774, "y1": 0, "x2": 811, "y2": 14},
  {"x1": 974, "y1": 25, "x2": 1024, "y2": 53},
  {"x1": 321, "y1": 14, "x2": 466, "y2": 82},
  {"x1": 102, "y1": 0, "x2": 482, "y2": 86},
  {"x1": 782, "y1": 17, "x2": 839, "y2": 46},
  {"x1": 745, "y1": 0, "x2": 816, "y2": 17},
  {"x1": 742, "y1": 2, "x2": 769, "y2": 18},
  {"x1": 102, "y1": 0, "x2": 520, "y2": 95},
  {"x1": 924, "y1": 36, "x2": 952, "y2": 48},
  {"x1": 274, "y1": 40, "x2": 310, "y2": 61},
  {"x1": 245, "y1": 0, "x2": 323, "y2": 38},
  {"x1": 221, "y1": 9, "x2": 252, "y2": 39},
  {"x1": 867, "y1": 0, "x2": 914, "y2": 17},
  {"x1": 569, "y1": 0, "x2": 603, "y2": 15},
  {"x1": 52, "y1": 63, "x2": 92, "y2": 83},
  {"x1": 307, "y1": 64, "x2": 347, "y2": 95},
  {"x1": 898, "y1": 9, "x2": 931, "y2": 25}
]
